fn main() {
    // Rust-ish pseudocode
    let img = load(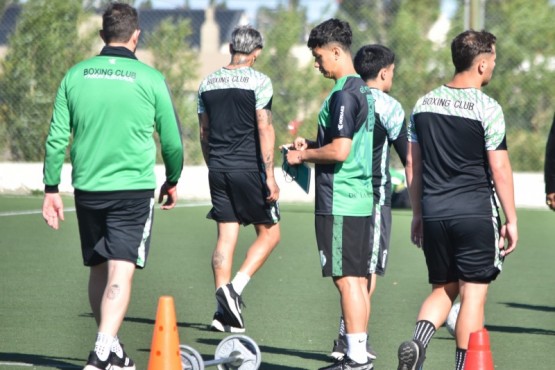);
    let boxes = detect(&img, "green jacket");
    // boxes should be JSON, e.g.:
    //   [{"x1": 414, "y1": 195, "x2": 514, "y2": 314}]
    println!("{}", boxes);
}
[{"x1": 43, "y1": 46, "x2": 183, "y2": 192}]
